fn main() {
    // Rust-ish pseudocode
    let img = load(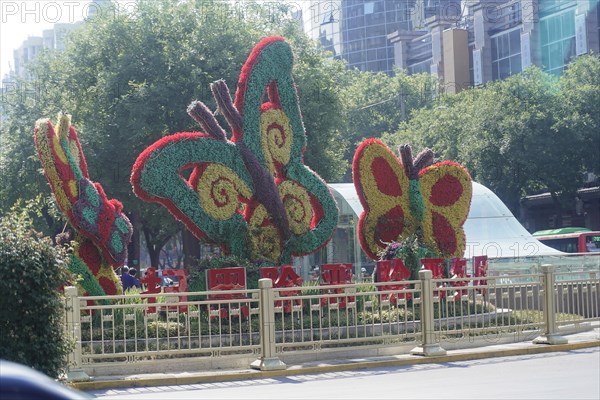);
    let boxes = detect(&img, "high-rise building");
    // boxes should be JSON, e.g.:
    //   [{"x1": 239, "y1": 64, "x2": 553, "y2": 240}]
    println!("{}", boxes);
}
[
  {"x1": 11, "y1": 22, "x2": 81, "y2": 80},
  {"x1": 86, "y1": 0, "x2": 112, "y2": 19},
  {"x1": 301, "y1": 0, "x2": 420, "y2": 74},
  {"x1": 9, "y1": 0, "x2": 110, "y2": 81},
  {"x1": 388, "y1": 0, "x2": 599, "y2": 93}
]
